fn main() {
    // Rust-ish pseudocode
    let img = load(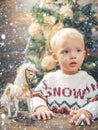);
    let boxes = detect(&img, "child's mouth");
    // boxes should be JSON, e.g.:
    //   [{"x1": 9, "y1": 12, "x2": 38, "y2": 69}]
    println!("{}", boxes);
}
[{"x1": 70, "y1": 62, "x2": 77, "y2": 67}]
